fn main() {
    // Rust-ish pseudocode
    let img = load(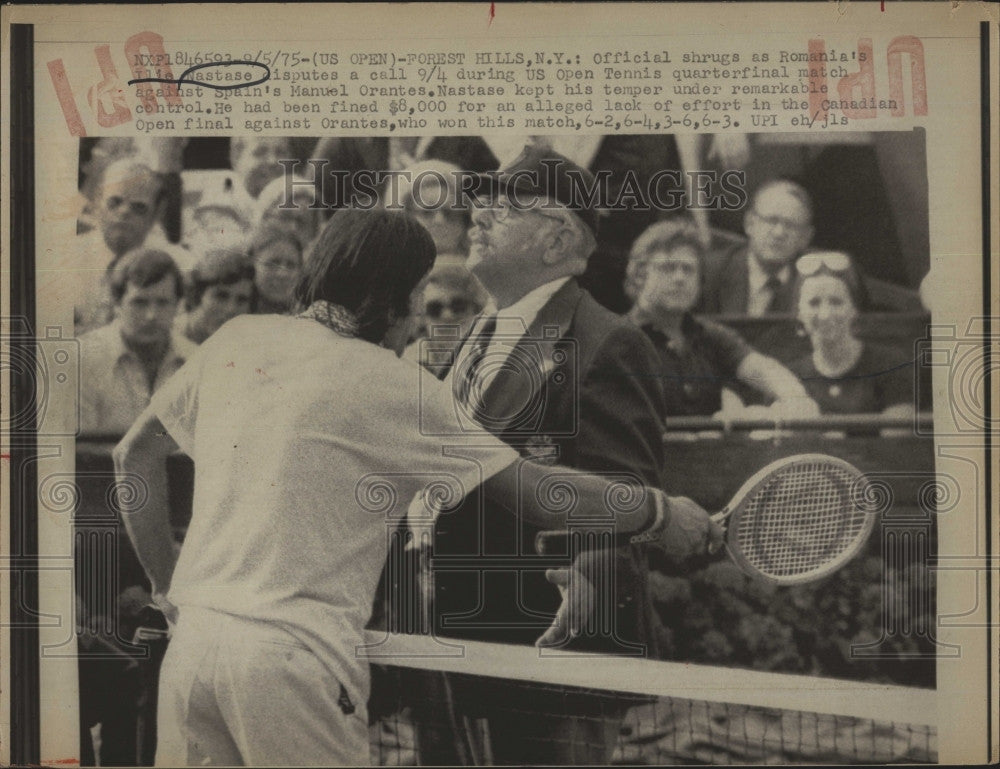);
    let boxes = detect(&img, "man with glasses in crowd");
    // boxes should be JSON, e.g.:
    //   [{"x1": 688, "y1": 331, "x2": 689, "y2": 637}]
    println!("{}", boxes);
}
[{"x1": 701, "y1": 178, "x2": 815, "y2": 316}]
